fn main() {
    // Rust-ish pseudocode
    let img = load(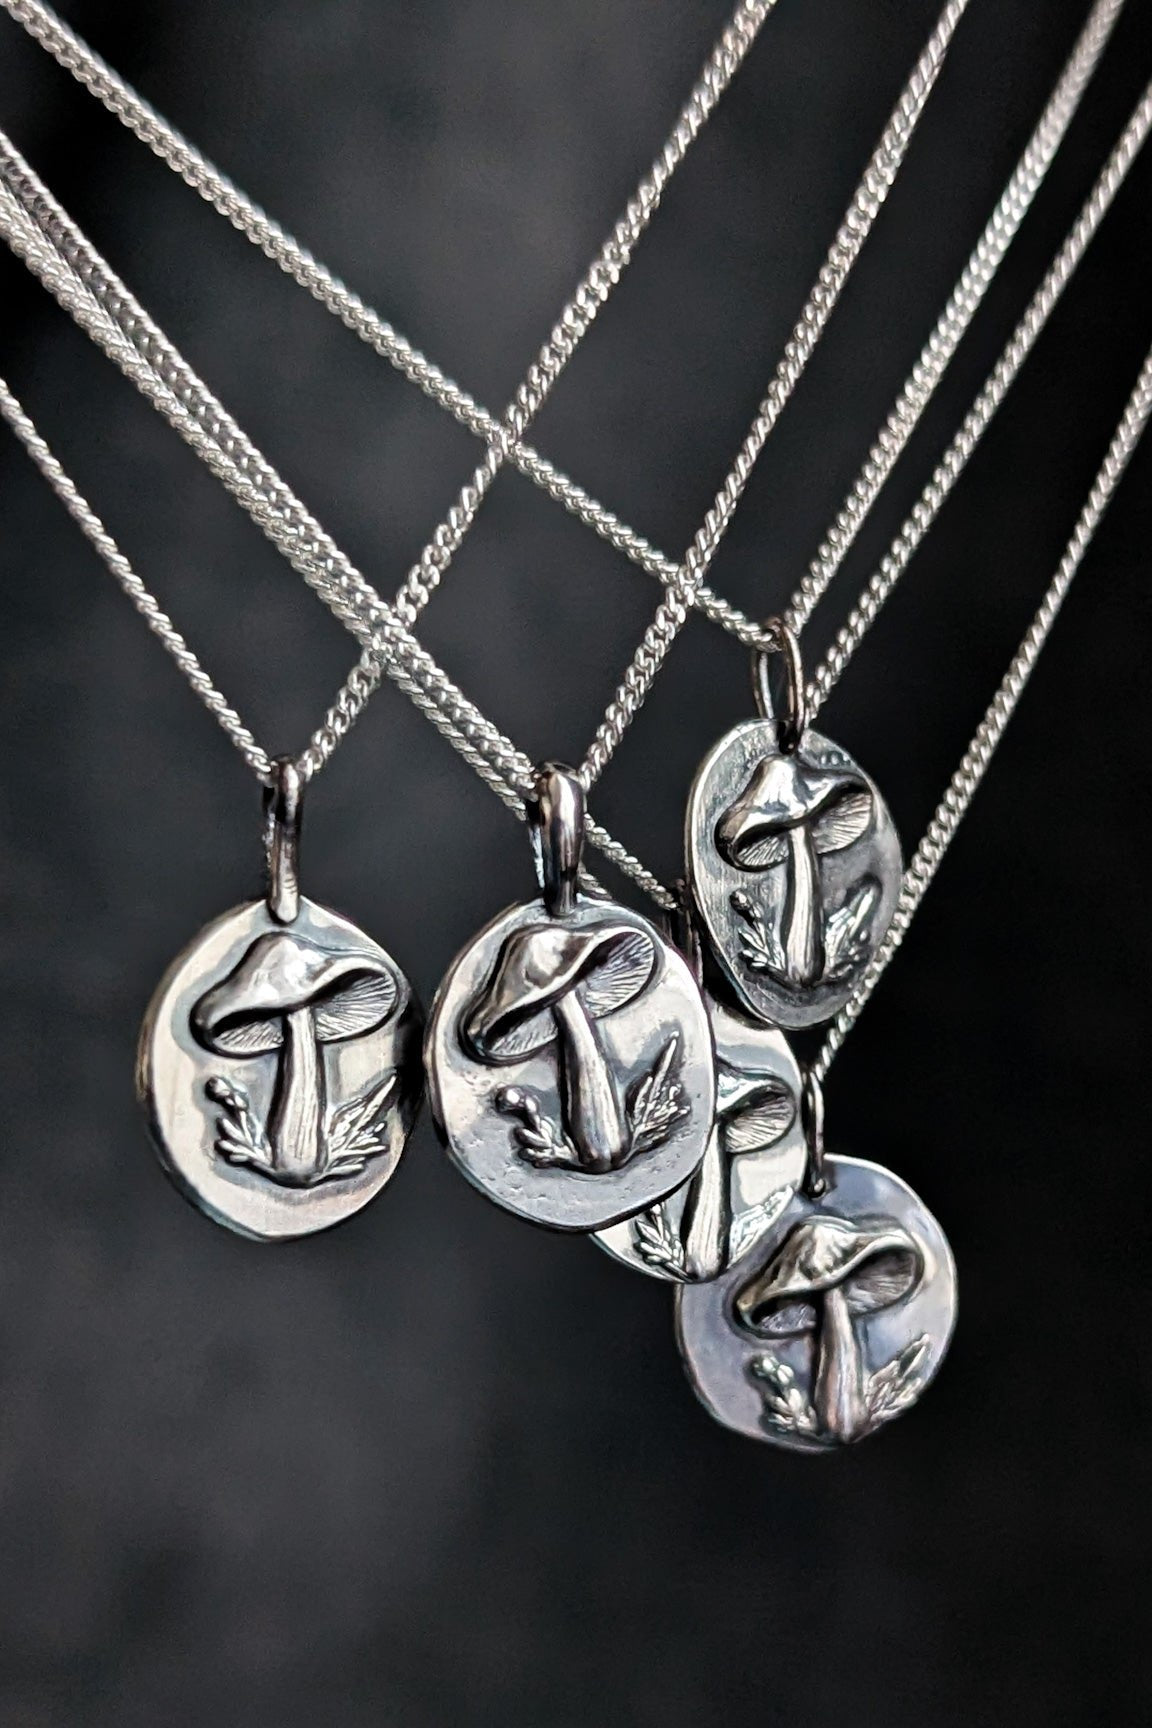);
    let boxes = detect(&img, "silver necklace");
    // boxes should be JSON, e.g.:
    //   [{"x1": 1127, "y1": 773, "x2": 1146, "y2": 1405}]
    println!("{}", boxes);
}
[
  {"x1": 675, "y1": 338, "x2": 1152, "y2": 1449},
  {"x1": 3, "y1": 0, "x2": 1149, "y2": 1444},
  {"x1": 0, "y1": 0, "x2": 795, "y2": 1237},
  {"x1": 0, "y1": 0, "x2": 968, "y2": 883},
  {"x1": 0, "y1": 1, "x2": 960, "y2": 1239},
  {"x1": 2, "y1": 0, "x2": 1125, "y2": 659}
]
